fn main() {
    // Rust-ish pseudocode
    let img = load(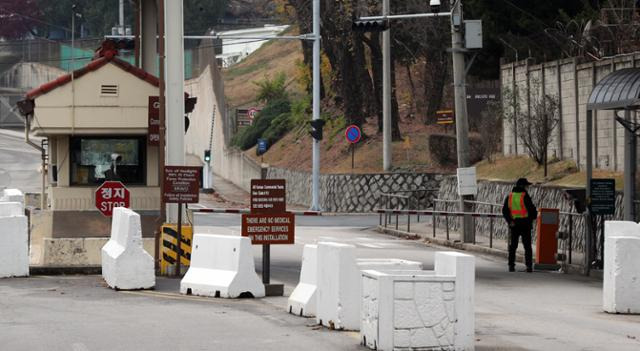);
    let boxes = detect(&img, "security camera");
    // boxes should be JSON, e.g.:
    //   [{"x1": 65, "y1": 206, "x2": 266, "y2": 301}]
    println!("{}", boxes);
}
[{"x1": 430, "y1": 0, "x2": 441, "y2": 13}]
